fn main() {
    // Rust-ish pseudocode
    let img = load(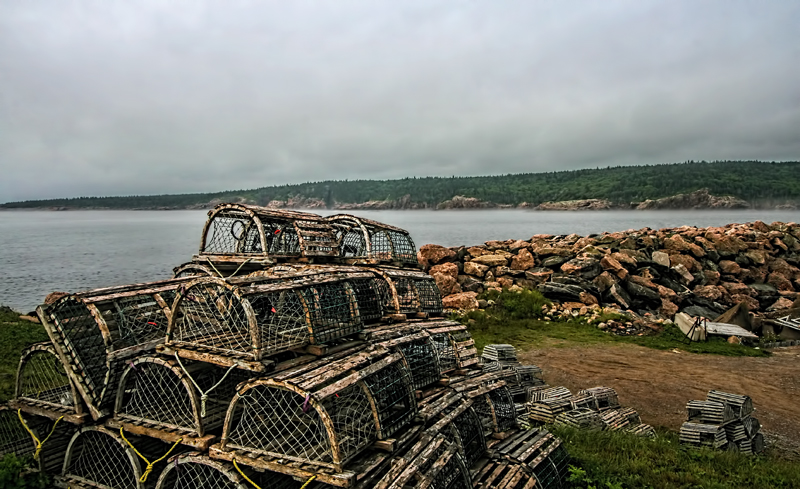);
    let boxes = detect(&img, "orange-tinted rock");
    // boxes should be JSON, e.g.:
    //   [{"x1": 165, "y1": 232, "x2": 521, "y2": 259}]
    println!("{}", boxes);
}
[
  {"x1": 767, "y1": 272, "x2": 794, "y2": 292},
  {"x1": 432, "y1": 273, "x2": 461, "y2": 296},
  {"x1": 429, "y1": 262, "x2": 458, "y2": 279},
  {"x1": 467, "y1": 246, "x2": 488, "y2": 257},
  {"x1": 722, "y1": 282, "x2": 753, "y2": 297},
  {"x1": 470, "y1": 254, "x2": 508, "y2": 267},
  {"x1": 593, "y1": 271, "x2": 617, "y2": 292},
  {"x1": 730, "y1": 294, "x2": 760, "y2": 311},
  {"x1": 509, "y1": 240, "x2": 530, "y2": 252},
  {"x1": 418, "y1": 244, "x2": 456, "y2": 268},
  {"x1": 704, "y1": 270, "x2": 721, "y2": 285},
  {"x1": 600, "y1": 255, "x2": 628, "y2": 279},
  {"x1": 497, "y1": 277, "x2": 515, "y2": 289},
  {"x1": 693, "y1": 285, "x2": 723, "y2": 301},
  {"x1": 657, "y1": 285, "x2": 679, "y2": 302},
  {"x1": 670, "y1": 254, "x2": 701, "y2": 273},
  {"x1": 442, "y1": 292, "x2": 479, "y2": 310},
  {"x1": 463, "y1": 261, "x2": 489, "y2": 278},
  {"x1": 660, "y1": 299, "x2": 679, "y2": 317},
  {"x1": 718, "y1": 260, "x2": 742, "y2": 275},
  {"x1": 579, "y1": 291, "x2": 599, "y2": 305},
  {"x1": 629, "y1": 275, "x2": 658, "y2": 290},
  {"x1": 510, "y1": 249, "x2": 535, "y2": 270}
]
